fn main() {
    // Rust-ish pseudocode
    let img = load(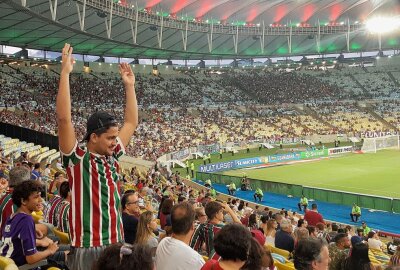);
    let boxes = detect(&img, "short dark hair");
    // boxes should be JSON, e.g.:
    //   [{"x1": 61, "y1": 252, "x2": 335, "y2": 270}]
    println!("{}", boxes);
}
[
  {"x1": 205, "y1": 201, "x2": 223, "y2": 220},
  {"x1": 54, "y1": 171, "x2": 63, "y2": 179},
  {"x1": 161, "y1": 198, "x2": 174, "y2": 215},
  {"x1": 121, "y1": 193, "x2": 136, "y2": 210},
  {"x1": 334, "y1": 233, "x2": 348, "y2": 244},
  {"x1": 294, "y1": 238, "x2": 328, "y2": 270},
  {"x1": 331, "y1": 223, "x2": 339, "y2": 231},
  {"x1": 12, "y1": 181, "x2": 43, "y2": 207},
  {"x1": 59, "y1": 181, "x2": 70, "y2": 199},
  {"x1": 34, "y1": 163, "x2": 40, "y2": 170},
  {"x1": 171, "y1": 202, "x2": 195, "y2": 235},
  {"x1": 311, "y1": 203, "x2": 318, "y2": 209},
  {"x1": 120, "y1": 244, "x2": 154, "y2": 270},
  {"x1": 213, "y1": 224, "x2": 252, "y2": 261}
]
